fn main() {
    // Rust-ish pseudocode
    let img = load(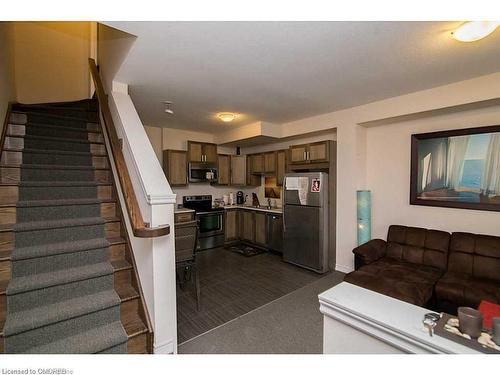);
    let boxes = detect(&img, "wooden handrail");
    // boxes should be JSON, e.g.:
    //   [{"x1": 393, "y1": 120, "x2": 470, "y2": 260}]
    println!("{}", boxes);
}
[
  {"x1": 88, "y1": 58, "x2": 170, "y2": 238},
  {"x1": 1, "y1": 102, "x2": 14, "y2": 155}
]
